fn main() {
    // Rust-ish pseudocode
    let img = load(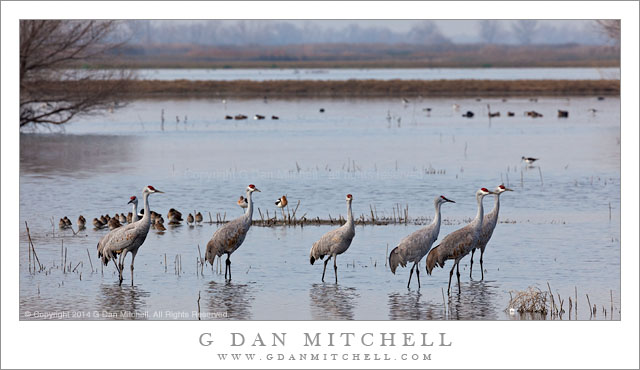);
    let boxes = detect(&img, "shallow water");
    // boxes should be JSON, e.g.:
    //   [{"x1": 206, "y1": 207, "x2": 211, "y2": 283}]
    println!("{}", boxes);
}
[
  {"x1": 130, "y1": 67, "x2": 620, "y2": 81},
  {"x1": 19, "y1": 96, "x2": 620, "y2": 320}
]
